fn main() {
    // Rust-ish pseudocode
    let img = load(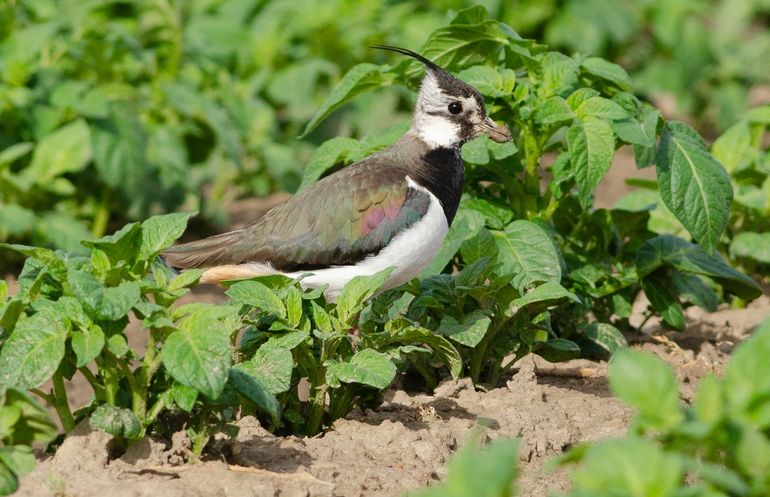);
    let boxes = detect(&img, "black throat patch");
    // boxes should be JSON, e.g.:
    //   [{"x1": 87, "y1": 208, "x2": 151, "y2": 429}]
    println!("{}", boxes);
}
[{"x1": 413, "y1": 147, "x2": 464, "y2": 224}]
